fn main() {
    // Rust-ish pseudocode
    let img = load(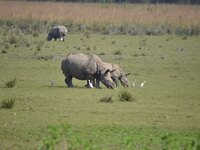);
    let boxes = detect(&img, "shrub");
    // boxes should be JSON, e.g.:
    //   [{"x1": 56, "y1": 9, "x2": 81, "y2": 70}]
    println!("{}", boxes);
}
[
  {"x1": 4, "y1": 44, "x2": 9, "y2": 49},
  {"x1": 0, "y1": 98, "x2": 15, "y2": 109},
  {"x1": 99, "y1": 96, "x2": 113, "y2": 103},
  {"x1": 98, "y1": 52, "x2": 106, "y2": 56},
  {"x1": 118, "y1": 90, "x2": 135, "y2": 102},
  {"x1": 8, "y1": 35, "x2": 18, "y2": 44},
  {"x1": 84, "y1": 30, "x2": 91, "y2": 38},
  {"x1": 23, "y1": 39, "x2": 31, "y2": 47},
  {"x1": 35, "y1": 55, "x2": 53, "y2": 61},
  {"x1": 5, "y1": 78, "x2": 17, "y2": 88},
  {"x1": 114, "y1": 50, "x2": 122, "y2": 55},
  {"x1": 86, "y1": 46, "x2": 91, "y2": 51},
  {"x1": 1, "y1": 49, "x2": 7, "y2": 54},
  {"x1": 36, "y1": 41, "x2": 44, "y2": 51}
]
